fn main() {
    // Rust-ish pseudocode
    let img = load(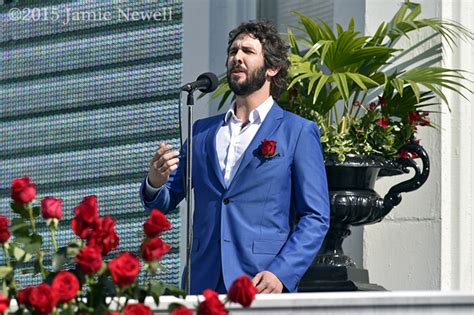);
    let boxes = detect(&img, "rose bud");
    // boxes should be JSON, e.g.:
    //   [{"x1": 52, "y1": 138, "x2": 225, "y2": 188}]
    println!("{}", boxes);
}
[
  {"x1": 228, "y1": 275, "x2": 257, "y2": 308},
  {"x1": 41, "y1": 197, "x2": 63, "y2": 220},
  {"x1": 11, "y1": 177, "x2": 36, "y2": 204},
  {"x1": 108, "y1": 252, "x2": 141, "y2": 288},
  {"x1": 51, "y1": 271, "x2": 80, "y2": 303},
  {"x1": 143, "y1": 209, "x2": 171, "y2": 238}
]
